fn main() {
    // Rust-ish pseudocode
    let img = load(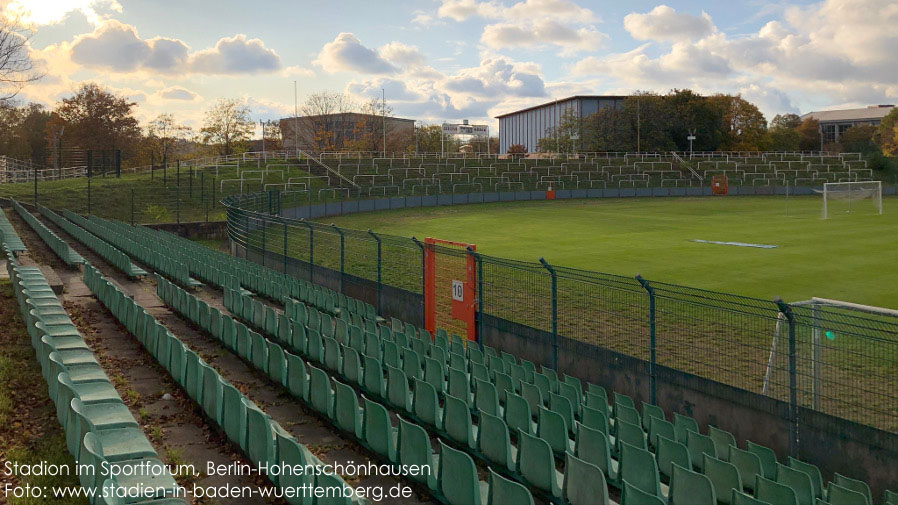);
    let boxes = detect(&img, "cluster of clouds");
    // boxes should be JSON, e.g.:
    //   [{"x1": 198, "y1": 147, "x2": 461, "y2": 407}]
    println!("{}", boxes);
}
[{"x1": 7, "y1": 0, "x2": 897, "y2": 129}]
